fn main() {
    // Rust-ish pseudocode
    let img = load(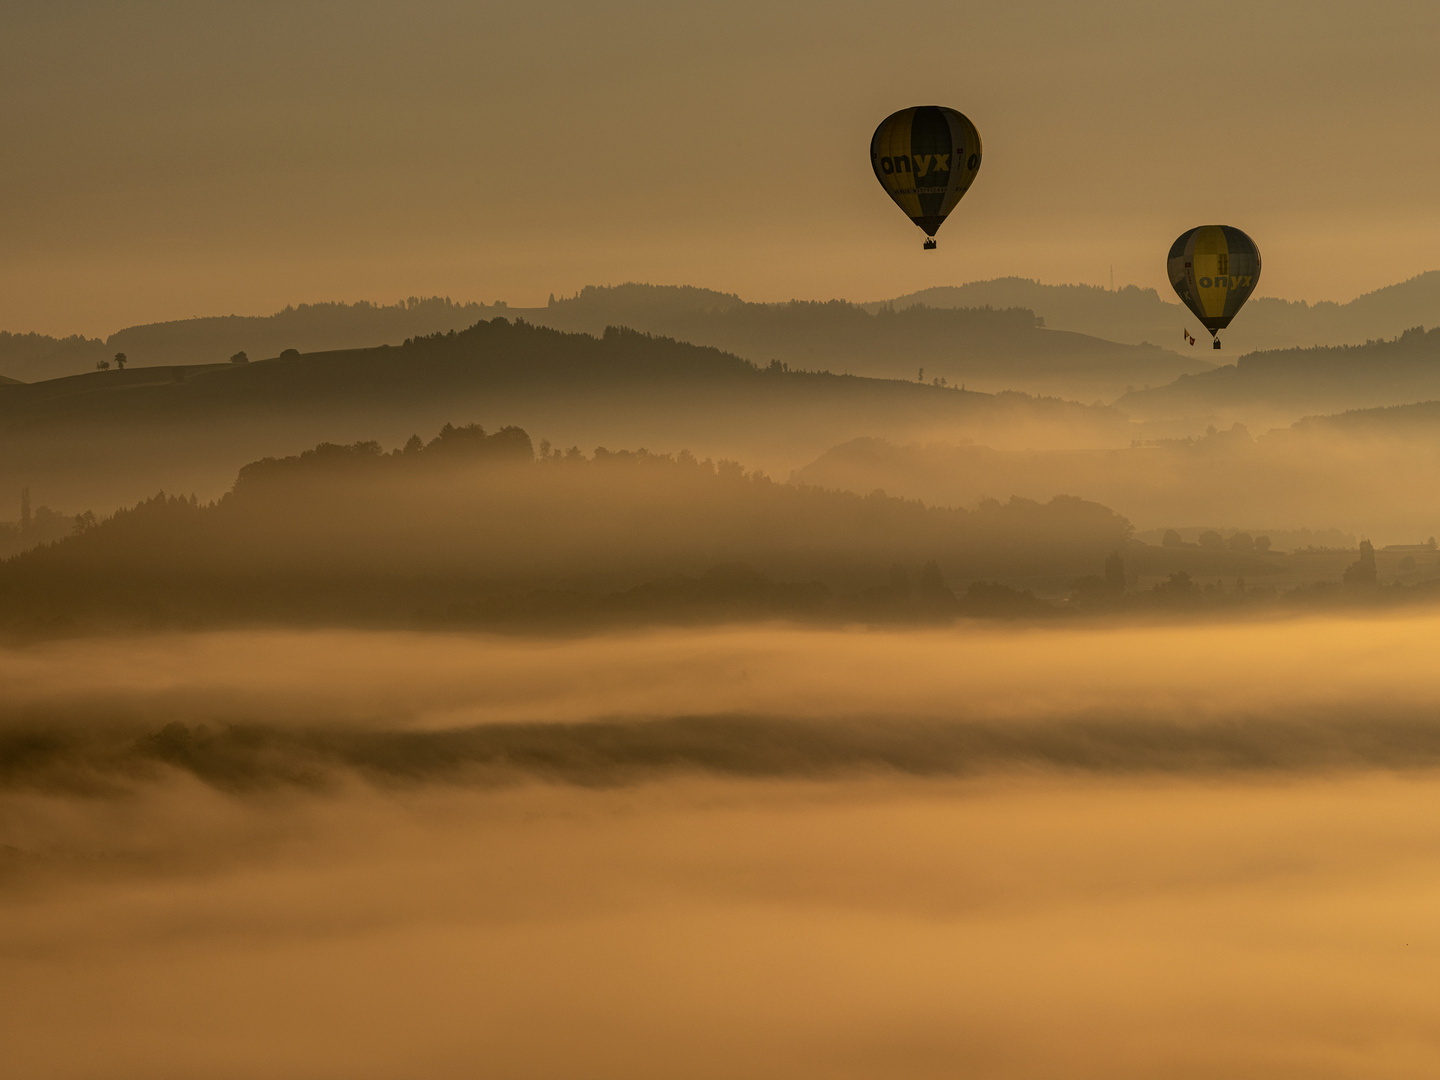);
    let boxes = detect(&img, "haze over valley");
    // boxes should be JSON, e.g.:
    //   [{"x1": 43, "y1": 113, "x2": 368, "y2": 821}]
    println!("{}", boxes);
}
[{"x1": 7, "y1": 2, "x2": 1440, "y2": 1076}]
